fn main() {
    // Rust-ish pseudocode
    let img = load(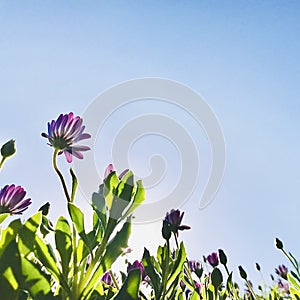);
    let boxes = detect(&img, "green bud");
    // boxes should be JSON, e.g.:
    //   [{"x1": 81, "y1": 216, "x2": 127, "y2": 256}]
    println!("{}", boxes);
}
[
  {"x1": 211, "y1": 267, "x2": 223, "y2": 290},
  {"x1": 1, "y1": 139, "x2": 16, "y2": 158},
  {"x1": 238, "y1": 265, "x2": 247, "y2": 280},
  {"x1": 255, "y1": 263, "x2": 261, "y2": 271},
  {"x1": 275, "y1": 238, "x2": 283, "y2": 250},
  {"x1": 218, "y1": 249, "x2": 227, "y2": 266},
  {"x1": 162, "y1": 220, "x2": 171, "y2": 240}
]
